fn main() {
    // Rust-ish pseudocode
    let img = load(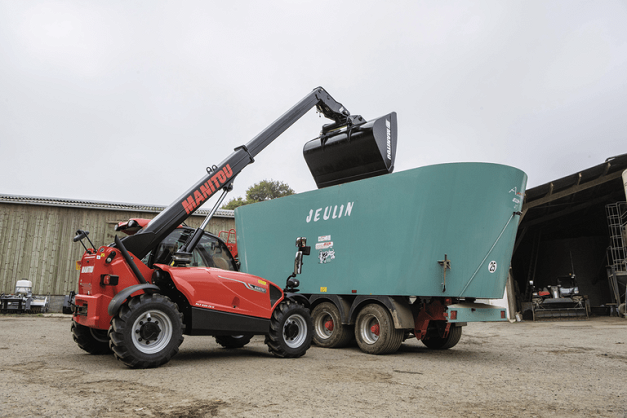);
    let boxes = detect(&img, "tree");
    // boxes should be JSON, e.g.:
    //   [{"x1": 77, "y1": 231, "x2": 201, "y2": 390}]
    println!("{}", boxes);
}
[
  {"x1": 222, "y1": 197, "x2": 247, "y2": 210},
  {"x1": 222, "y1": 180, "x2": 295, "y2": 210}
]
